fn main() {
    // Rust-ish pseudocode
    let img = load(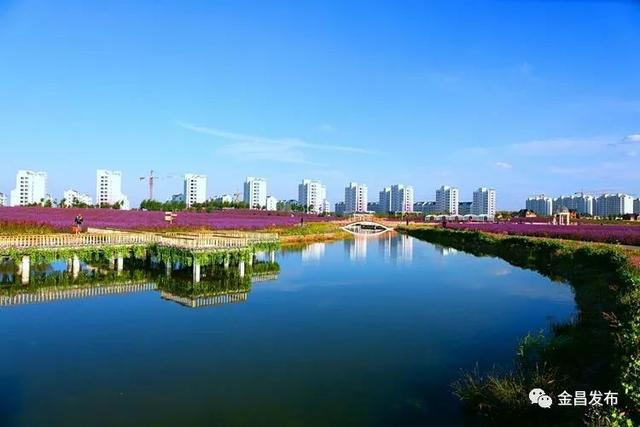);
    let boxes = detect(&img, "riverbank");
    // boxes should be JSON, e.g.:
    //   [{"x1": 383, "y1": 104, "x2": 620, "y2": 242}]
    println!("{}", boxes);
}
[
  {"x1": 265, "y1": 222, "x2": 352, "y2": 246},
  {"x1": 398, "y1": 225, "x2": 640, "y2": 426}
]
